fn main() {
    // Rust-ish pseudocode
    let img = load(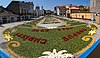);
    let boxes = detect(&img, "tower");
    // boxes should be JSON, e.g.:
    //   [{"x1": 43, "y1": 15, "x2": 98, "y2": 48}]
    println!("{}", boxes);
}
[
  {"x1": 41, "y1": 6, "x2": 44, "y2": 16},
  {"x1": 35, "y1": 5, "x2": 40, "y2": 16},
  {"x1": 41, "y1": 6, "x2": 44, "y2": 10}
]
